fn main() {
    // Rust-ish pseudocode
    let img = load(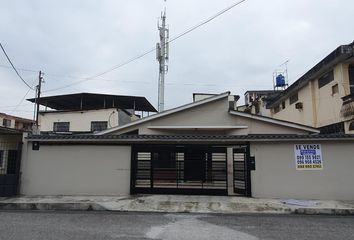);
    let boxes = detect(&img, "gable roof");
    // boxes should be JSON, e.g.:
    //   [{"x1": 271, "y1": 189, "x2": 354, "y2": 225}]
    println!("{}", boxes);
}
[
  {"x1": 96, "y1": 91, "x2": 231, "y2": 135},
  {"x1": 229, "y1": 110, "x2": 320, "y2": 133}
]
